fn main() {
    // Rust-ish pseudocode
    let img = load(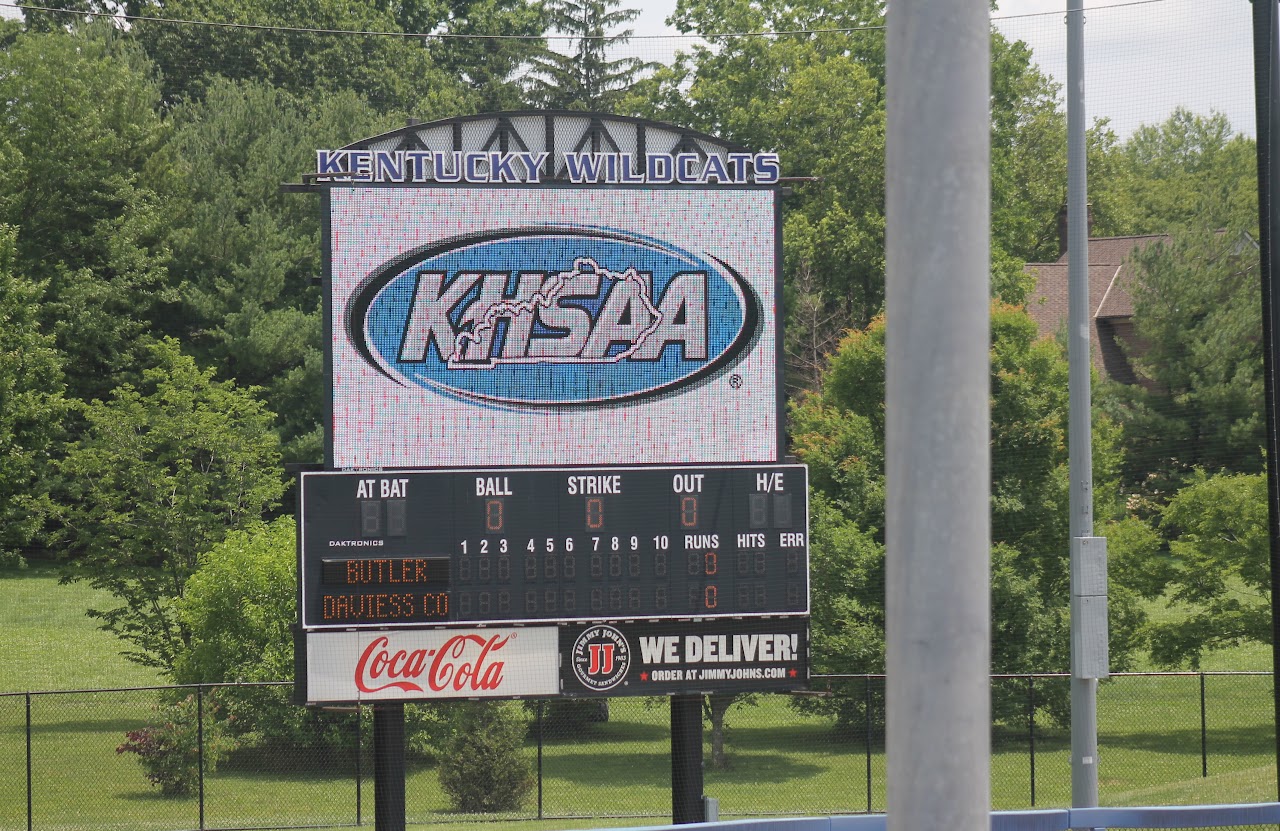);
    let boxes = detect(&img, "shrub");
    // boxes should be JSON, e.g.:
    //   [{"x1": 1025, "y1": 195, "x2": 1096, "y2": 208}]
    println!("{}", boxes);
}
[
  {"x1": 524, "y1": 698, "x2": 609, "y2": 737},
  {"x1": 438, "y1": 701, "x2": 535, "y2": 813},
  {"x1": 117, "y1": 694, "x2": 227, "y2": 796}
]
